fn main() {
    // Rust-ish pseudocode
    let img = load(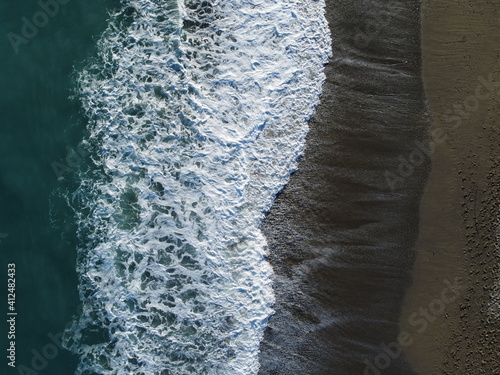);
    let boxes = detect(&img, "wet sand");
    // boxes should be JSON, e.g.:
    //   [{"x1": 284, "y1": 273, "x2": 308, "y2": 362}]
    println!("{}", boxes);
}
[
  {"x1": 258, "y1": 0, "x2": 499, "y2": 374},
  {"x1": 401, "y1": 1, "x2": 500, "y2": 374},
  {"x1": 258, "y1": 1, "x2": 430, "y2": 374}
]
